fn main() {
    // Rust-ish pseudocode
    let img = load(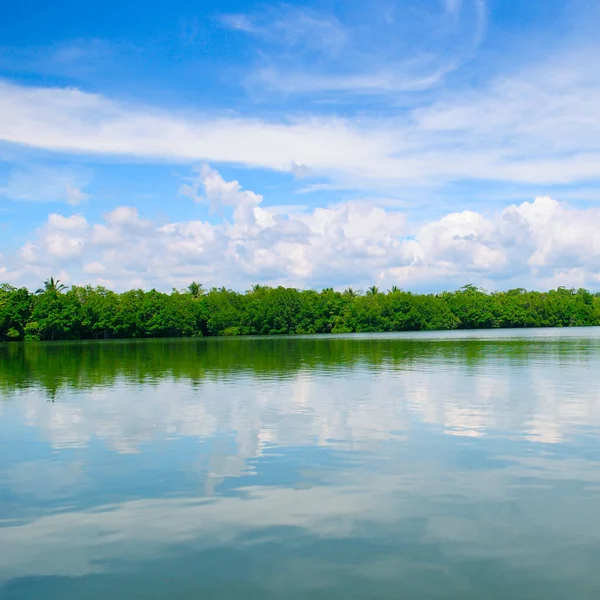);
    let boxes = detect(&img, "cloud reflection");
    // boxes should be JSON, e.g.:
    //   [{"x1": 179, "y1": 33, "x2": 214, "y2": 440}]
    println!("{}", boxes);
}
[{"x1": 2, "y1": 331, "x2": 600, "y2": 594}]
